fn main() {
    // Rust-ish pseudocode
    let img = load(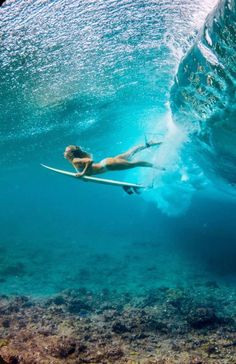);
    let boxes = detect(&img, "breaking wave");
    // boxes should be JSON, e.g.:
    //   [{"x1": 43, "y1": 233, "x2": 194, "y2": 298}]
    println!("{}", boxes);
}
[{"x1": 171, "y1": 0, "x2": 236, "y2": 188}]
